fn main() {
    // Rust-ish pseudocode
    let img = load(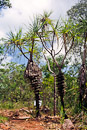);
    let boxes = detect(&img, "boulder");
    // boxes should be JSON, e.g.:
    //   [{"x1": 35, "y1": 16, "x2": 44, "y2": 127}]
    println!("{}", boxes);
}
[{"x1": 63, "y1": 119, "x2": 75, "y2": 130}]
